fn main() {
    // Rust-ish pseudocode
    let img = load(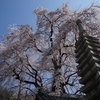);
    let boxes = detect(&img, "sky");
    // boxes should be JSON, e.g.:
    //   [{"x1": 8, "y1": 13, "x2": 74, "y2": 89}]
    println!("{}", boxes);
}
[{"x1": 0, "y1": 0, "x2": 100, "y2": 41}]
